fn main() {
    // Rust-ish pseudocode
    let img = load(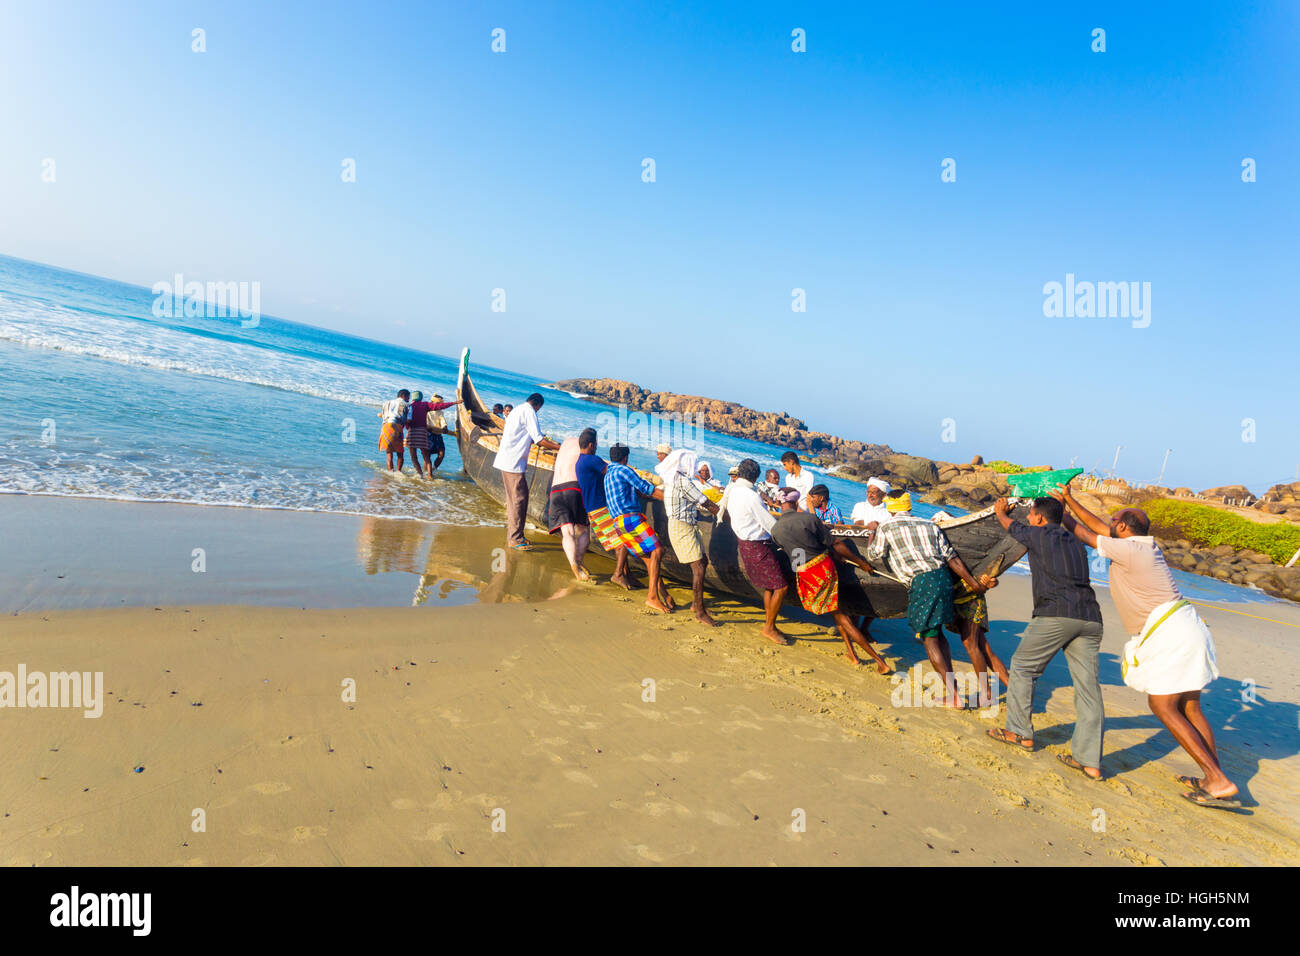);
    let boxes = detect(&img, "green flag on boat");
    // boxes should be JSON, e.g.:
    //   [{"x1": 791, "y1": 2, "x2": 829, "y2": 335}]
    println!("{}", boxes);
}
[{"x1": 1006, "y1": 467, "x2": 1084, "y2": 498}]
